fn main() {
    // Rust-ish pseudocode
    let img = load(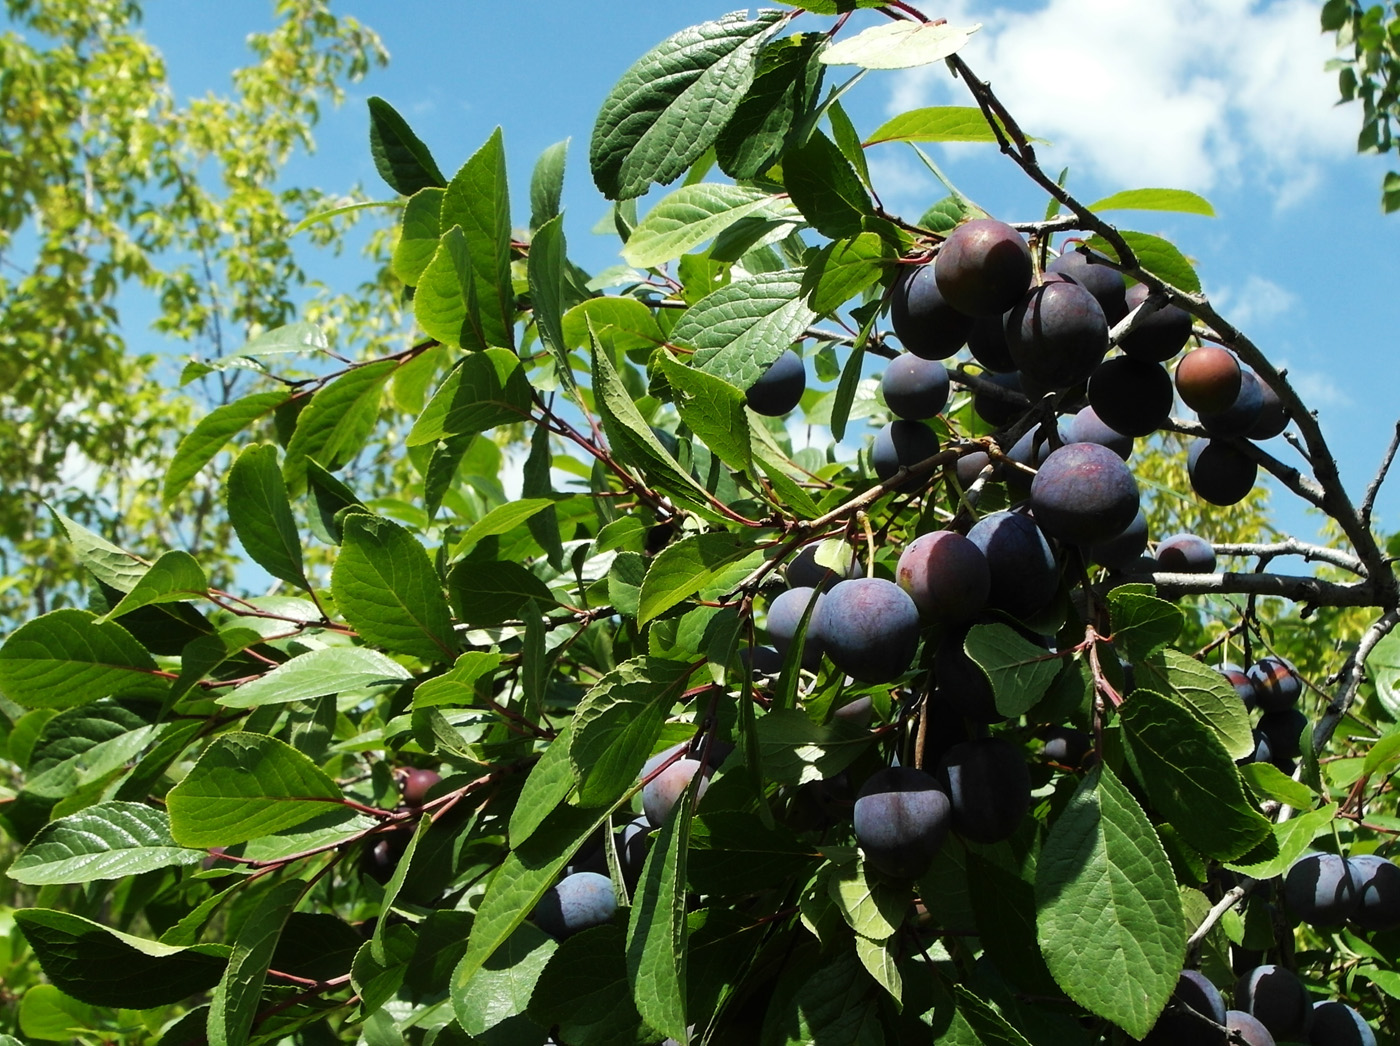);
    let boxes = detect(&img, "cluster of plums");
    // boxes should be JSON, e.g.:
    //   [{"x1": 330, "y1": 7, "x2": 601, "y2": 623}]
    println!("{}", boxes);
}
[
  {"x1": 1284, "y1": 850, "x2": 1400, "y2": 933},
  {"x1": 1141, "y1": 967, "x2": 1375, "y2": 1045},
  {"x1": 1217, "y1": 656, "x2": 1308, "y2": 773}
]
